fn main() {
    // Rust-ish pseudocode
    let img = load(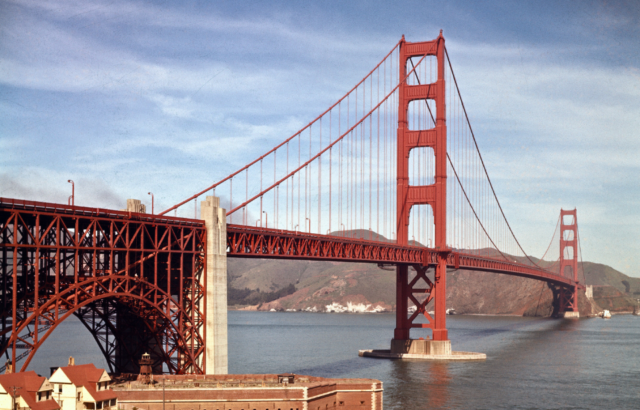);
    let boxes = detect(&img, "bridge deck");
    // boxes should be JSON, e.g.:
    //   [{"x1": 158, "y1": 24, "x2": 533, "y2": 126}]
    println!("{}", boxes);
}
[{"x1": 227, "y1": 225, "x2": 582, "y2": 289}]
